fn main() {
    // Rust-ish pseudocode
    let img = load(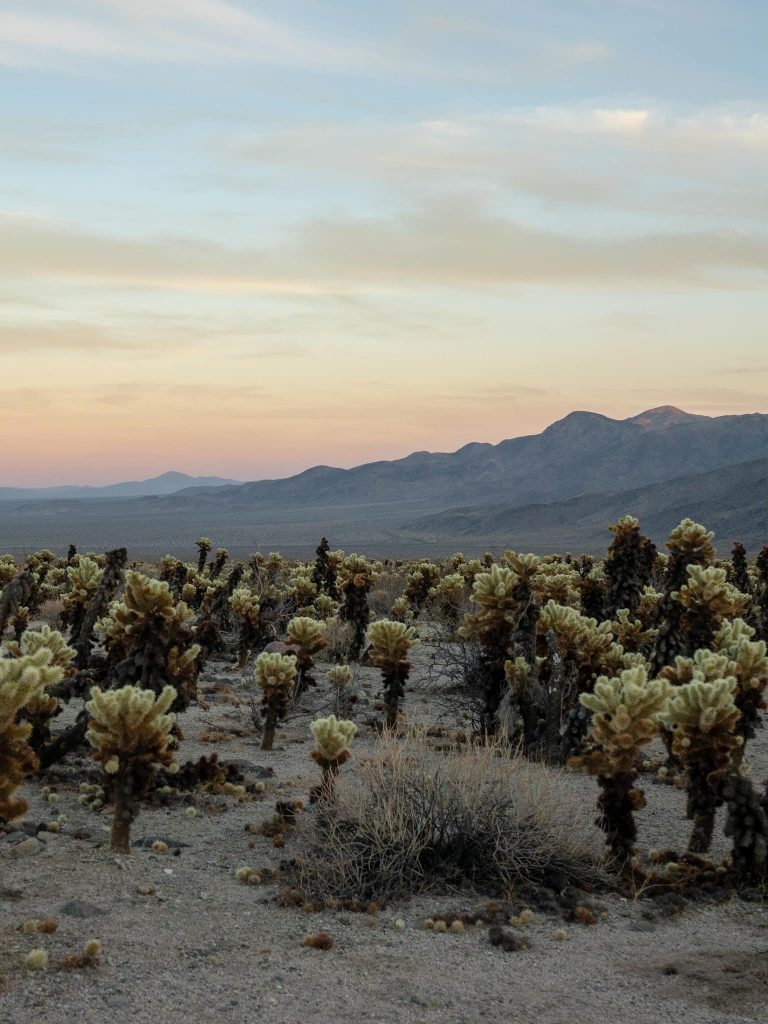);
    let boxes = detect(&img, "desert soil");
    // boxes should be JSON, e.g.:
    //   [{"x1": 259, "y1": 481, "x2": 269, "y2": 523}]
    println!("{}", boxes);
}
[{"x1": 2, "y1": 646, "x2": 767, "y2": 1024}]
